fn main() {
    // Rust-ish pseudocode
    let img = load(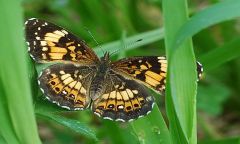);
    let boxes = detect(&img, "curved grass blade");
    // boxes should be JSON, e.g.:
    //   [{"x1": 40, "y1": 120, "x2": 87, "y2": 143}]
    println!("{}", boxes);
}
[
  {"x1": 95, "y1": 28, "x2": 164, "y2": 55},
  {"x1": 200, "y1": 37, "x2": 240, "y2": 72},
  {"x1": 172, "y1": 0, "x2": 240, "y2": 54}
]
